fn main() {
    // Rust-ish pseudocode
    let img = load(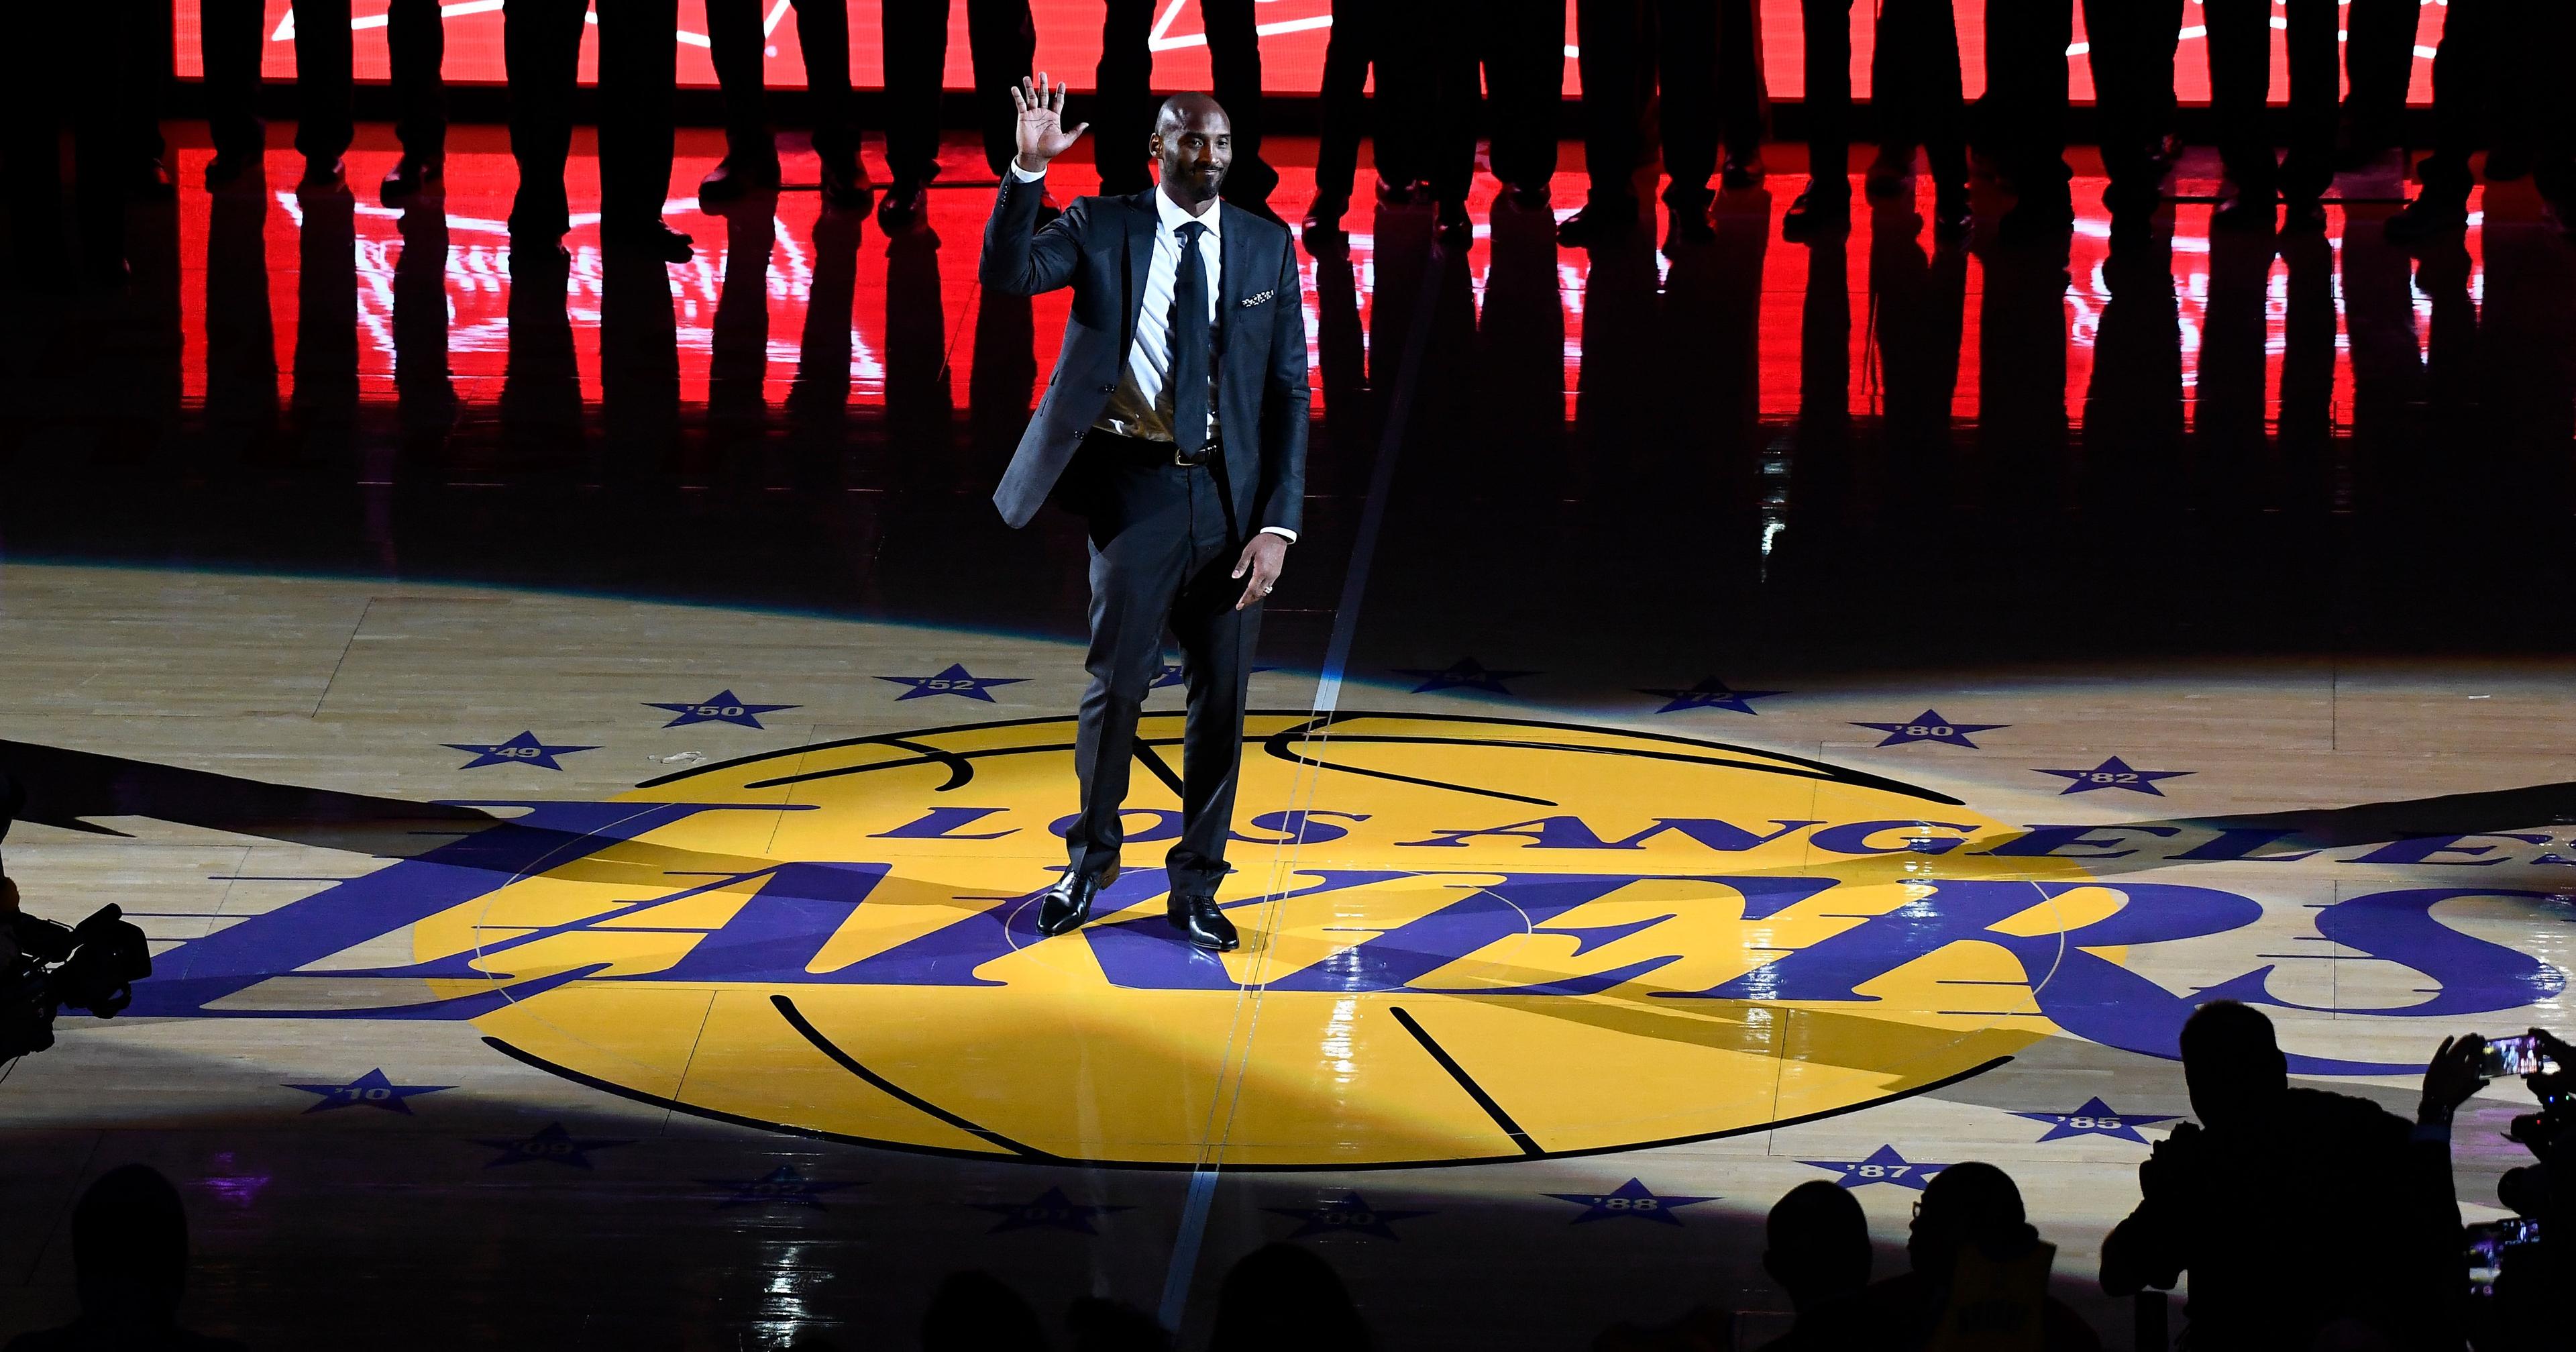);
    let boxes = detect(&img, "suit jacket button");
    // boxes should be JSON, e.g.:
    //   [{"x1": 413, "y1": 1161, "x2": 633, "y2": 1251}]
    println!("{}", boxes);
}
[{"x1": 1098, "y1": 384, "x2": 1116, "y2": 393}]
